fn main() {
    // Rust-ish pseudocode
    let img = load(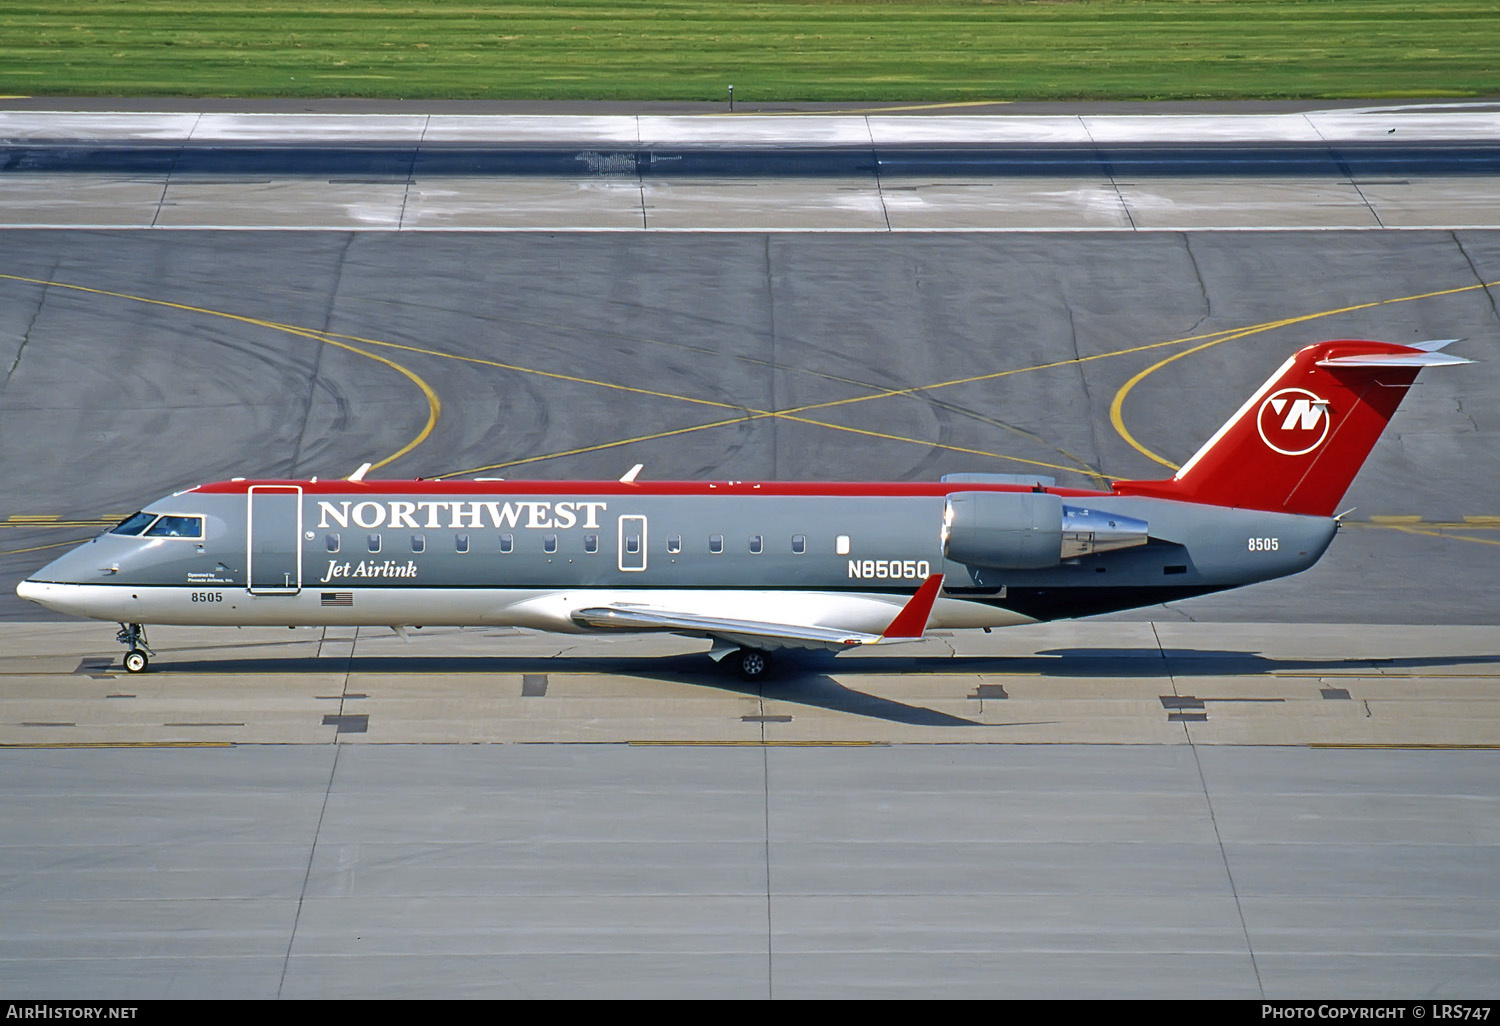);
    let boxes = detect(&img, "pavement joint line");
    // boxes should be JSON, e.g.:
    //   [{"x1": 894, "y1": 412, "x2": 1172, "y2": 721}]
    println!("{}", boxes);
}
[
  {"x1": 9, "y1": 225, "x2": 1500, "y2": 233},
  {"x1": 0, "y1": 741, "x2": 235, "y2": 748},
  {"x1": 7, "y1": 737, "x2": 1495, "y2": 748},
  {"x1": 1308, "y1": 743, "x2": 1500, "y2": 750},
  {"x1": 628, "y1": 740, "x2": 890, "y2": 747},
  {"x1": 1272, "y1": 672, "x2": 1500, "y2": 678}
]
